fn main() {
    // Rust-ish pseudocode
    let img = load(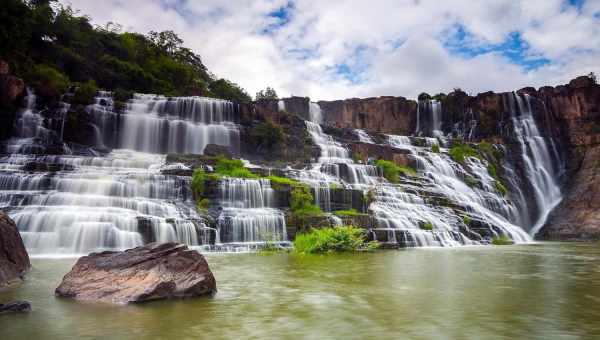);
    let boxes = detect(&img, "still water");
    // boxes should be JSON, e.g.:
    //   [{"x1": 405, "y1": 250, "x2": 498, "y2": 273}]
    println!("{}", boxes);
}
[{"x1": 1, "y1": 243, "x2": 600, "y2": 339}]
